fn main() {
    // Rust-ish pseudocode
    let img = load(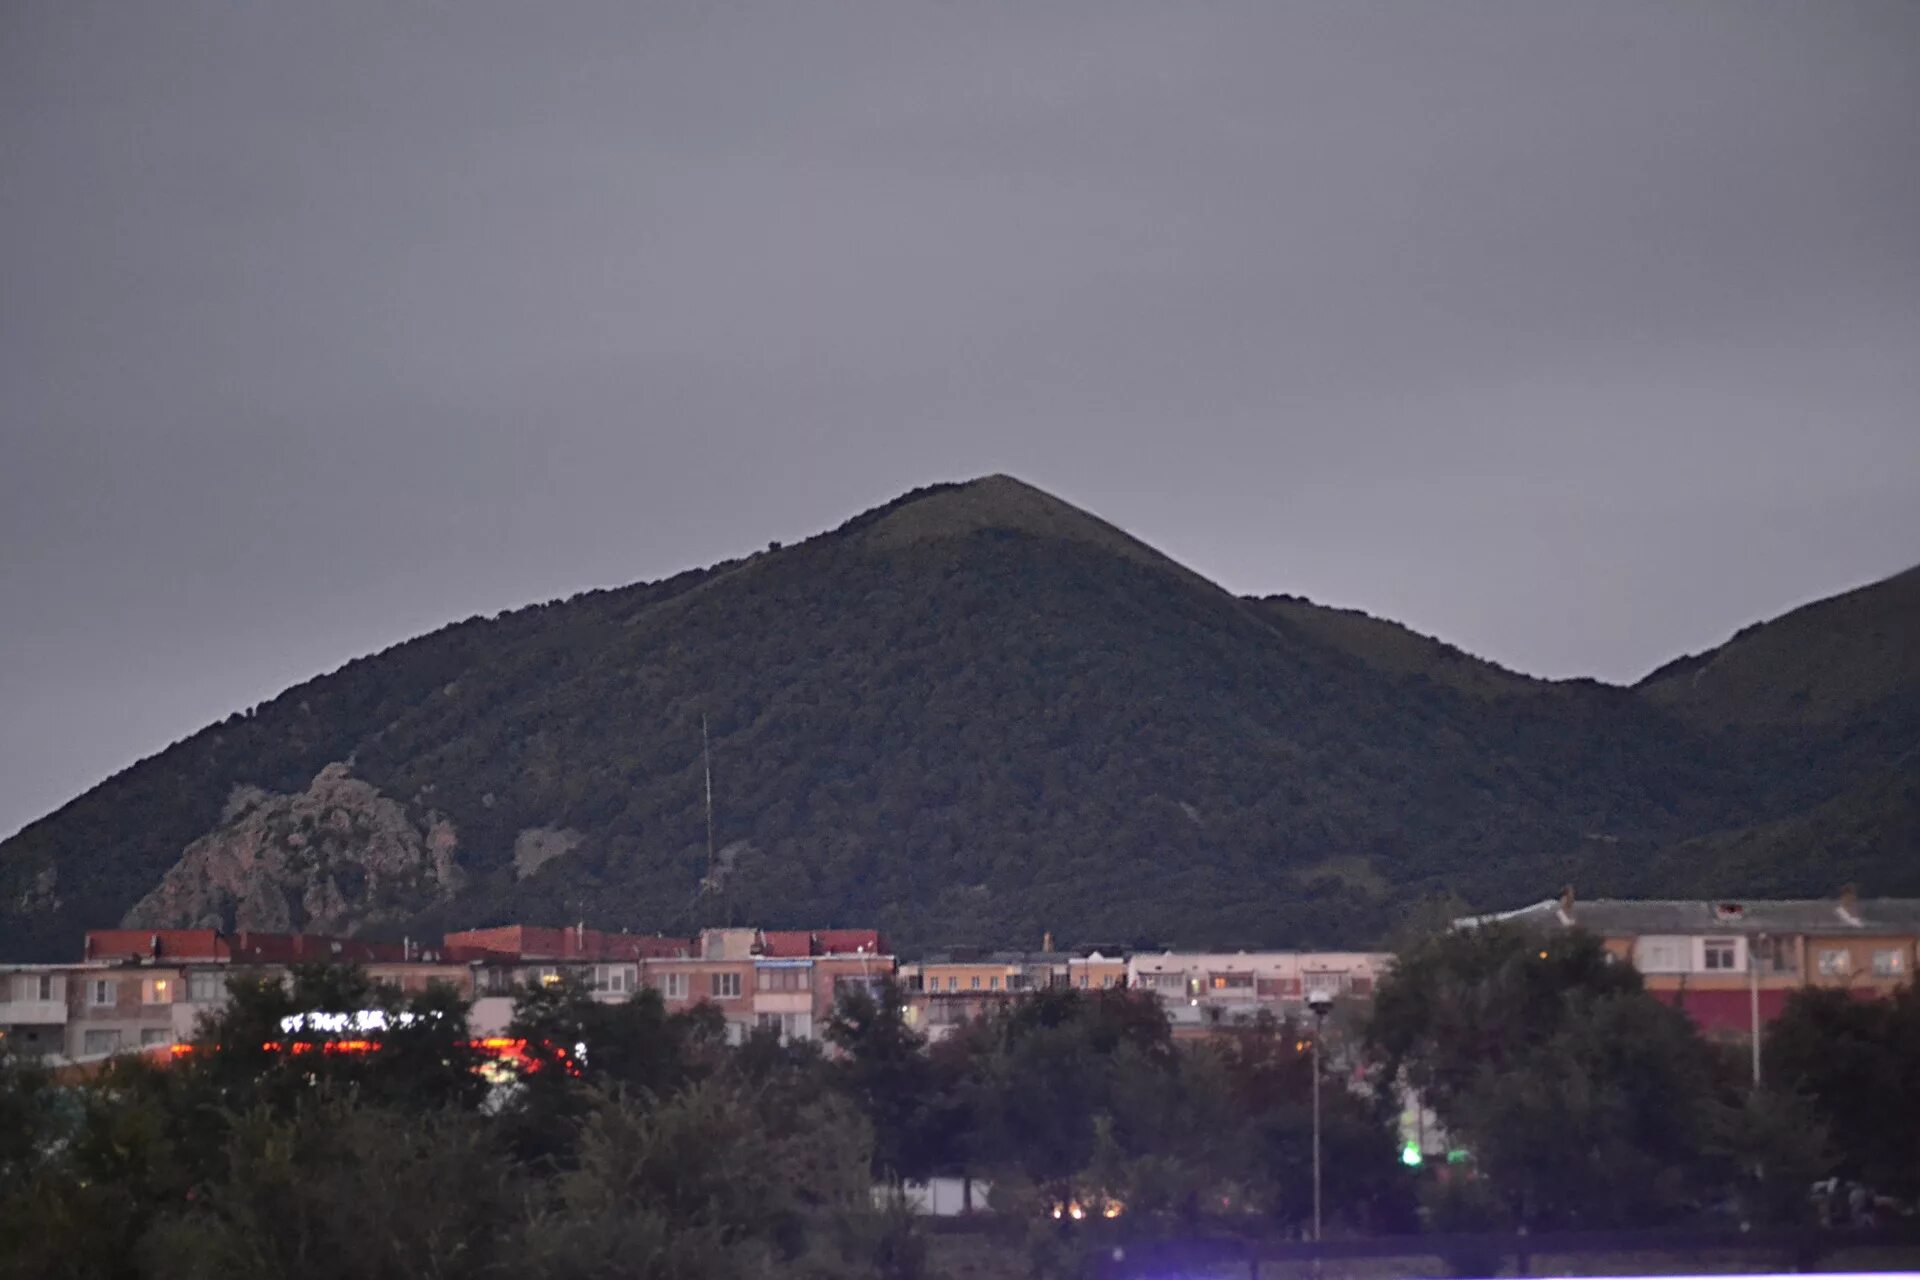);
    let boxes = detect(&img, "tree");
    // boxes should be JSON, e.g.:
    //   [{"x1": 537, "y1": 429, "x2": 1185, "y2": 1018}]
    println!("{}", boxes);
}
[
  {"x1": 500, "y1": 974, "x2": 722, "y2": 1165},
  {"x1": 144, "y1": 1092, "x2": 518, "y2": 1280},
  {"x1": 183, "y1": 964, "x2": 486, "y2": 1114},
  {"x1": 1207, "y1": 1016, "x2": 1415, "y2": 1234},
  {"x1": 1368, "y1": 922, "x2": 1717, "y2": 1228},
  {"x1": 1766, "y1": 983, "x2": 1920, "y2": 1201},
  {"x1": 826, "y1": 976, "x2": 962, "y2": 1183}
]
